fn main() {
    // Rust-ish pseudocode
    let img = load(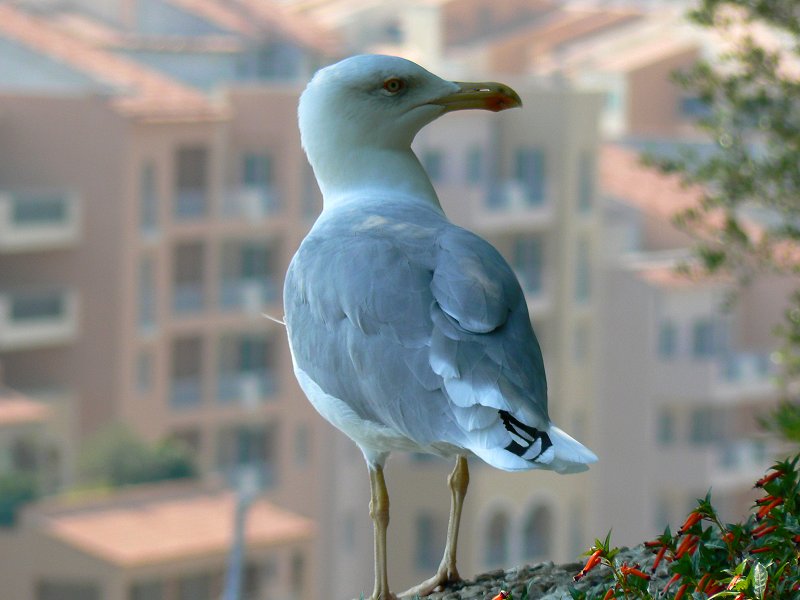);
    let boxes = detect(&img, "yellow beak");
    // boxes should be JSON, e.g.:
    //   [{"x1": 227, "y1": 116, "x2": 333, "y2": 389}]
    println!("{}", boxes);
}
[{"x1": 431, "y1": 81, "x2": 522, "y2": 113}]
